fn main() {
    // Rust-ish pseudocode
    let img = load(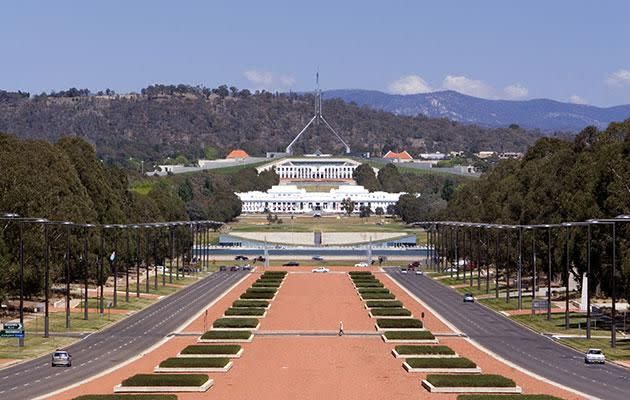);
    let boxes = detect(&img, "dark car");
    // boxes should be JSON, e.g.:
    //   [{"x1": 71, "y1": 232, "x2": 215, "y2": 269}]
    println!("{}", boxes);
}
[
  {"x1": 282, "y1": 261, "x2": 300, "y2": 267},
  {"x1": 235, "y1": 255, "x2": 249, "y2": 261},
  {"x1": 230, "y1": 265, "x2": 240, "y2": 271},
  {"x1": 256, "y1": 256, "x2": 266, "y2": 262},
  {"x1": 219, "y1": 265, "x2": 227, "y2": 271}
]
